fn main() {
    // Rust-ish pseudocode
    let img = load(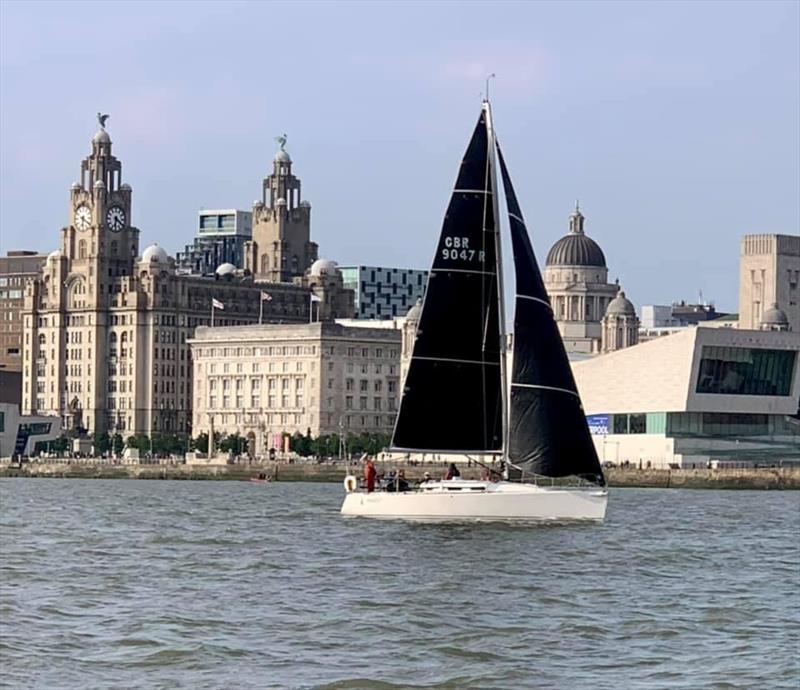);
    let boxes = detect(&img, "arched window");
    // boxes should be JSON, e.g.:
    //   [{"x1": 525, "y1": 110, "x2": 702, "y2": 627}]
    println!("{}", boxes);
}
[
  {"x1": 291, "y1": 256, "x2": 299, "y2": 274},
  {"x1": 110, "y1": 332, "x2": 118, "y2": 343},
  {"x1": 78, "y1": 240, "x2": 87, "y2": 259},
  {"x1": 38, "y1": 333, "x2": 46, "y2": 346}
]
